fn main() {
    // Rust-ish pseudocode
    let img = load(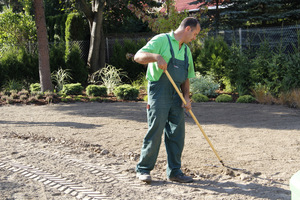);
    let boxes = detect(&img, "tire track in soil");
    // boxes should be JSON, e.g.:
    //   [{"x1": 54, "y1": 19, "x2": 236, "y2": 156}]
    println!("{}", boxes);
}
[
  {"x1": 0, "y1": 137, "x2": 194, "y2": 200},
  {"x1": 0, "y1": 146, "x2": 146, "y2": 200},
  {"x1": 0, "y1": 159, "x2": 111, "y2": 200}
]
